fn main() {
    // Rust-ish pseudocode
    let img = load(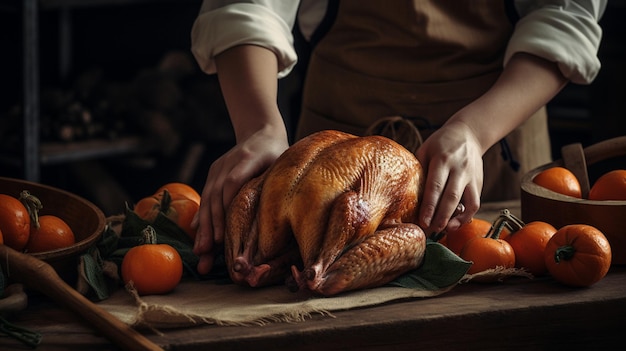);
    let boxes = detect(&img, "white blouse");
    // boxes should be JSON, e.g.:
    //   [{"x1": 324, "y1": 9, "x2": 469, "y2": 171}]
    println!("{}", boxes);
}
[{"x1": 191, "y1": 0, "x2": 607, "y2": 84}]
